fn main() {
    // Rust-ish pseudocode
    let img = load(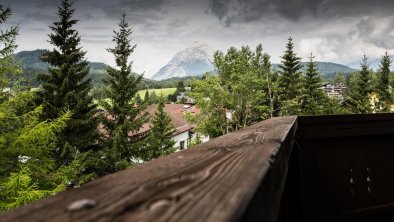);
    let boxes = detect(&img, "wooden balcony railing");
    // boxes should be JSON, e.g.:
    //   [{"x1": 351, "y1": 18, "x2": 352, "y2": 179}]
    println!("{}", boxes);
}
[{"x1": 2, "y1": 114, "x2": 394, "y2": 222}]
